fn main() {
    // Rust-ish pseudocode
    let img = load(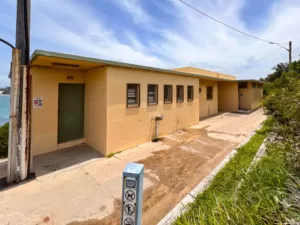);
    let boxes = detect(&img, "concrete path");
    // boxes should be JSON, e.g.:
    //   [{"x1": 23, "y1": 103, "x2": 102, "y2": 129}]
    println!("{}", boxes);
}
[{"x1": 0, "y1": 109, "x2": 266, "y2": 225}]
